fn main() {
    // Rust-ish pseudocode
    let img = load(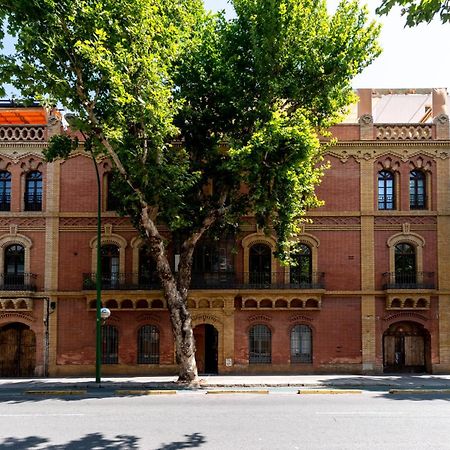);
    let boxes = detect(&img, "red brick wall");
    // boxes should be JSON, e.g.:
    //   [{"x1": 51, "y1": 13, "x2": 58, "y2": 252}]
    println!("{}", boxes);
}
[{"x1": 315, "y1": 156, "x2": 360, "y2": 211}]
